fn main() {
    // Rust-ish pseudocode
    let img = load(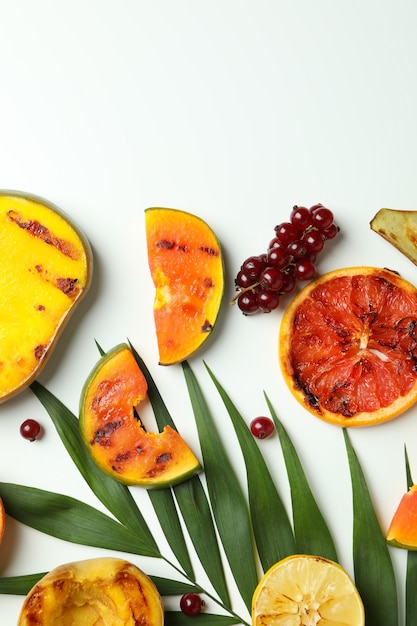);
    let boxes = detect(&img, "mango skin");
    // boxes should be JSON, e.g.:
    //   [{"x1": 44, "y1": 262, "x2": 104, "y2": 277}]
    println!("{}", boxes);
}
[
  {"x1": 17, "y1": 557, "x2": 164, "y2": 625},
  {"x1": 0, "y1": 190, "x2": 92, "y2": 403},
  {"x1": 79, "y1": 343, "x2": 202, "y2": 488}
]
